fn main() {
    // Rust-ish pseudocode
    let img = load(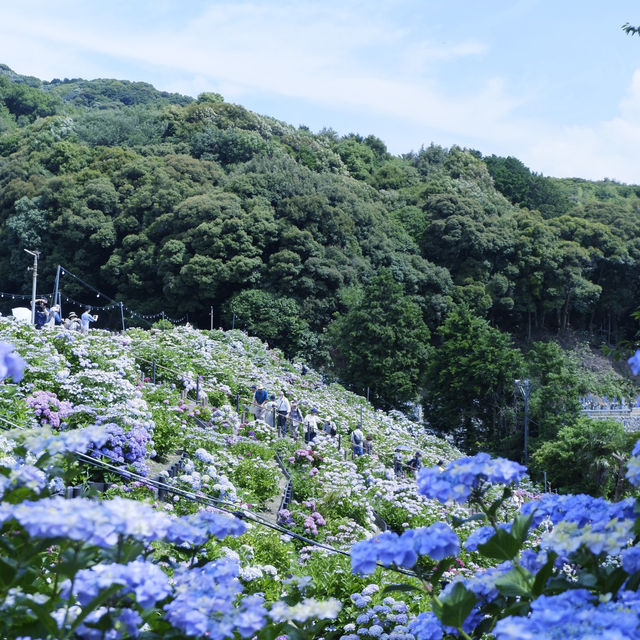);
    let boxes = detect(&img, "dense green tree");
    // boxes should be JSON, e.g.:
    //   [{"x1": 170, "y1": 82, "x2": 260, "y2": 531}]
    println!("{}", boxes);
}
[
  {"x1": 530, "y1": 417, "x2": 635, "y2": 497},
  {"x1": 524, "y1": 341, "x2": 582, "y2": 444},
  {"x1": 326, "y1": 270, "x2": 431, "y2": 410},
  {"x1": 423, "y1": 306, "x2": 524, "y2": 455},
  {"x1": 224, "y1": 289, "x2": 318, "y2": 359},
  {"x1": 483, "y1": 155, "x2": 570, "y2": 217}
]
